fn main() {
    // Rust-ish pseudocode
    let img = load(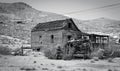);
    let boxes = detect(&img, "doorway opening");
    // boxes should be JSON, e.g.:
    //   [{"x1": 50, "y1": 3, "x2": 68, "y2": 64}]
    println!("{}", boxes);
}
[{"x1": 67, "y1": 35, "x2": 72, "y2": 41}]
